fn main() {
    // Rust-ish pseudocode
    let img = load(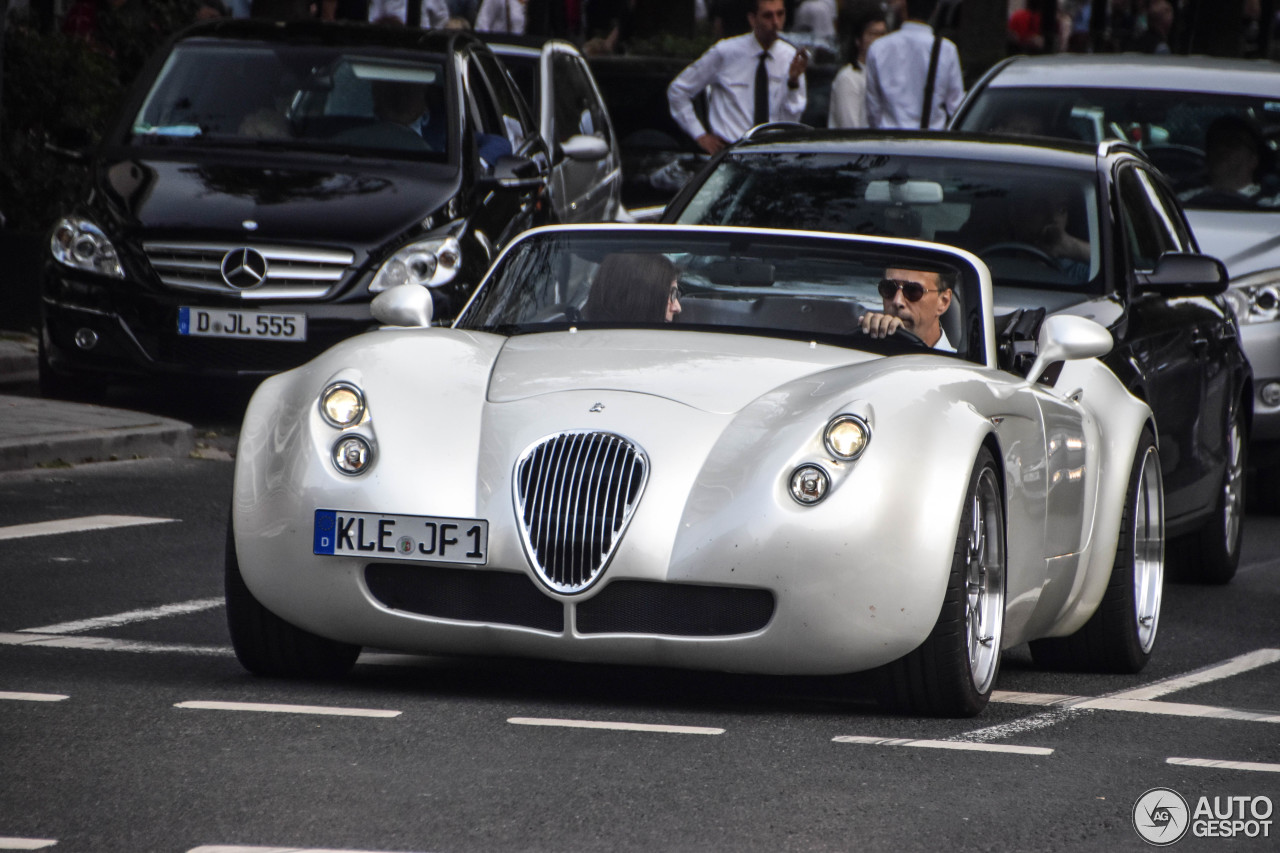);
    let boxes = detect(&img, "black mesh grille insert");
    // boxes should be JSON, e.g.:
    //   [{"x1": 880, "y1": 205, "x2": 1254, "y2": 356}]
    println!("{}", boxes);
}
[
  {"x1": 365, "y1": 563, "x2": 564, "y2": 632},
  {"x1": 575, "y1": 580, "x2": 774, "y2": 636}
]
